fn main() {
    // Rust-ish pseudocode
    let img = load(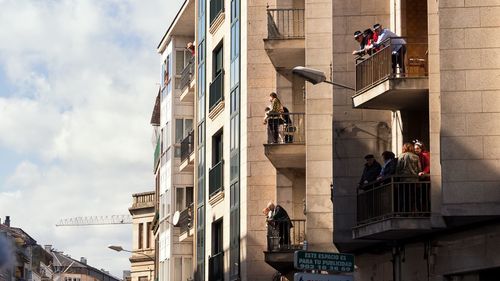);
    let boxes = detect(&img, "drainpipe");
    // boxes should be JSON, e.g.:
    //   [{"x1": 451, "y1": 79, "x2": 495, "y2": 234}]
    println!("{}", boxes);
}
[{"x1": 392, "y1": 245, "x2": 402, "y2": 281}]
